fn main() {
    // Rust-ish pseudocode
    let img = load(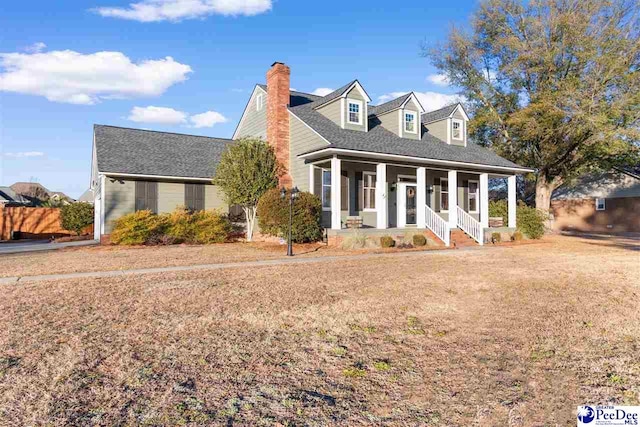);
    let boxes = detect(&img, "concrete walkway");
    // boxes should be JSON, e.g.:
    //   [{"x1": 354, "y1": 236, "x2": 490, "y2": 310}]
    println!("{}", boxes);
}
[
  {"x1": 0, "y1": 246, "x2": 490, "y2": 285},
  {"x1": 0, "y1": 239, "x2": 98, "y2": 255}
]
